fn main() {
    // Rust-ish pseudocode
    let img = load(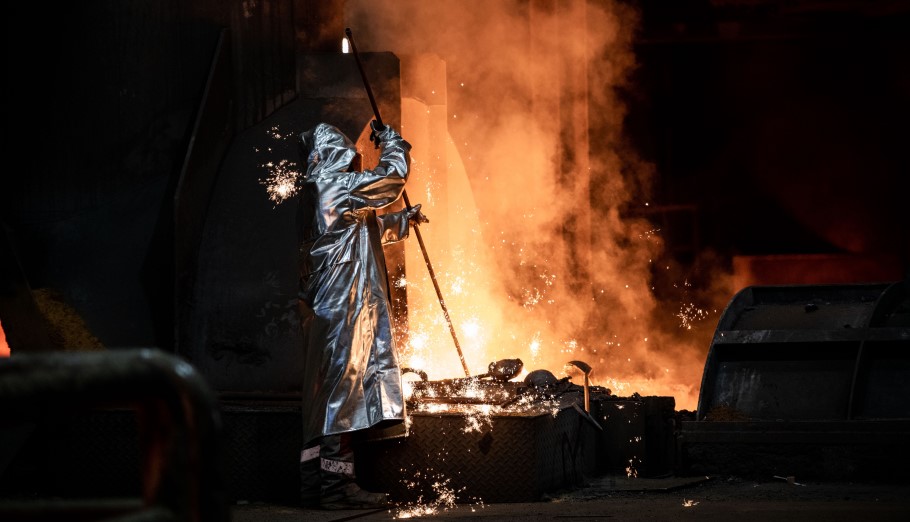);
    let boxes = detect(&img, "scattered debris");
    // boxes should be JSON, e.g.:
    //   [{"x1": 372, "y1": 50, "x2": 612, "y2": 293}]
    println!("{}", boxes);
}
[{"x1": 773, "y1": 475, "x2": 805, "y2": 486}]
